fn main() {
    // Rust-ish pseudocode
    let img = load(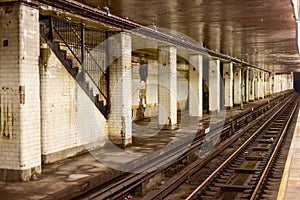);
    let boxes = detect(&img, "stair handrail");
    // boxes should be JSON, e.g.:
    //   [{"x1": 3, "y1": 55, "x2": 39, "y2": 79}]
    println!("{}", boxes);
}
[
  {"x1": 50, "y1": 17, "x2": 109, "y2": 102},
  {"x1": 68, "y1": 23, "x2": 107, "y2": 76}
]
